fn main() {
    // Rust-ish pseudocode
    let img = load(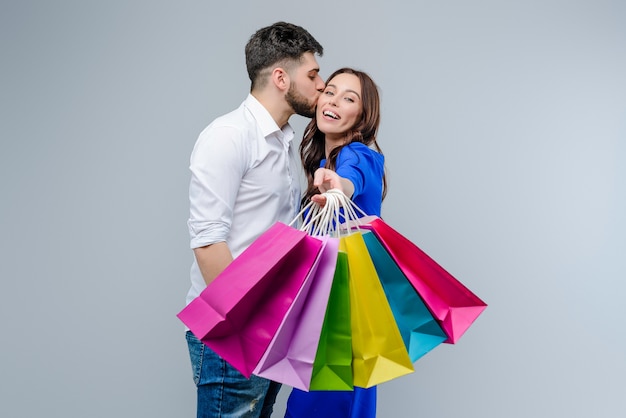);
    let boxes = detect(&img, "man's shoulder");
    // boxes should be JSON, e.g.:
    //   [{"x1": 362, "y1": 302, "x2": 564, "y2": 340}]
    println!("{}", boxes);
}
[
  {"x1": 210, "y1": 101, "x2": 252, "y2": 127},
  {"x1": 199, "y1": 103, "x2": 258, "y2": 138}
]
